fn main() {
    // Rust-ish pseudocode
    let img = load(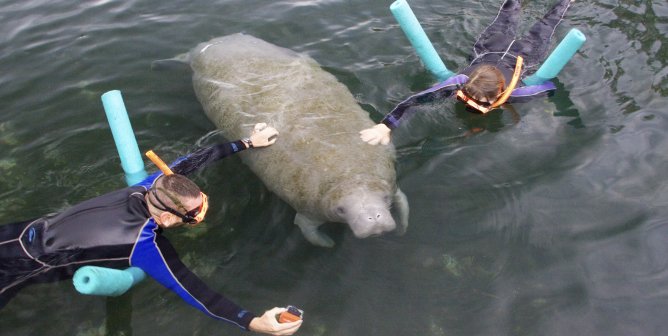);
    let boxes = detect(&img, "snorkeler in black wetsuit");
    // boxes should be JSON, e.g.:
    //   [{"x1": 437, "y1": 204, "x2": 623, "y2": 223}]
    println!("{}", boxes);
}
[
  {"x1": 360, "y1": 0, "x2": 575, "y2": 145},
  {"x1": 0, "y1": 123, "x2": 302, "y2": 336}
]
